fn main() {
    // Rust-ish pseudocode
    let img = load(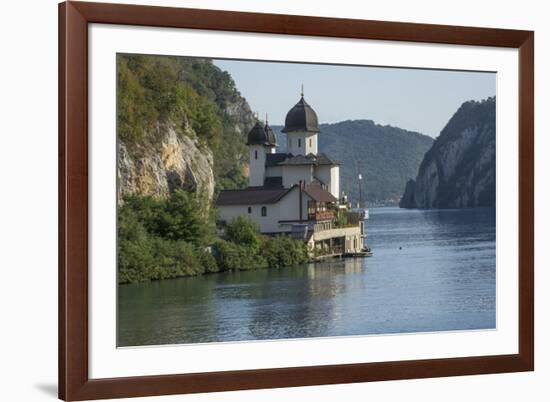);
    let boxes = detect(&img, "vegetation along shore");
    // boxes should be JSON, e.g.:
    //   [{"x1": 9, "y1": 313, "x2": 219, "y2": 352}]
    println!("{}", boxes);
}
[{"x1": 118, "y1": 191, "x2": 308, "y2": 284}]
